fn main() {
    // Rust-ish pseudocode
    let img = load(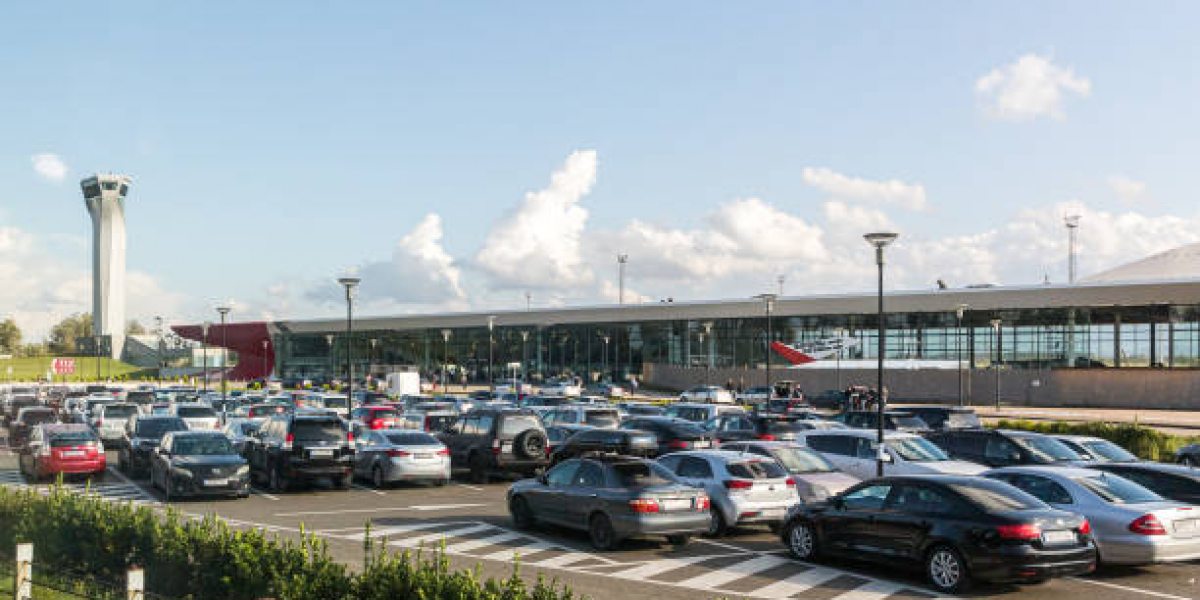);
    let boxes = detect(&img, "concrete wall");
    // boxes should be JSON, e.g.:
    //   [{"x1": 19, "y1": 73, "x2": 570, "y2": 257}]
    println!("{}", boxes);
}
[{"x1": 642, "y1": 363, "x2": 1200, "y2": 410}]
